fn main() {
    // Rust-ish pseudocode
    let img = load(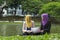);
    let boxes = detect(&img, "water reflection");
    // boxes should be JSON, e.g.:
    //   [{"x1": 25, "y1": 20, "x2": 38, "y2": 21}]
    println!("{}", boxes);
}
[
  {"x1": 0, "y1": 24, "x2": 60, "y2": 36},
  {"x1": 0, "y1": 24, "x2": 22, "y2": 36}
]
